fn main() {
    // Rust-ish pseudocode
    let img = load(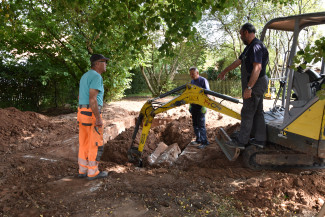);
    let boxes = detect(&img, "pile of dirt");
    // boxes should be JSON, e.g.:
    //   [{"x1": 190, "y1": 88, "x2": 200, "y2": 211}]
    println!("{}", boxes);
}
[
  {"x1": 0, "y1": 107, "x2": 77, "y2": 153},
  {"x1": 161, "y1": 116, "x2": 193, "y2": 150},
  {"x1": 40, "y1": 107, "x2": 76, "y2": 116},
  {"x1": 102, "y1": 117, "x2": 193, "y2": 165},
  {"x1": 231, "y1": 170, "x2": 325, "y2": 216}
]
